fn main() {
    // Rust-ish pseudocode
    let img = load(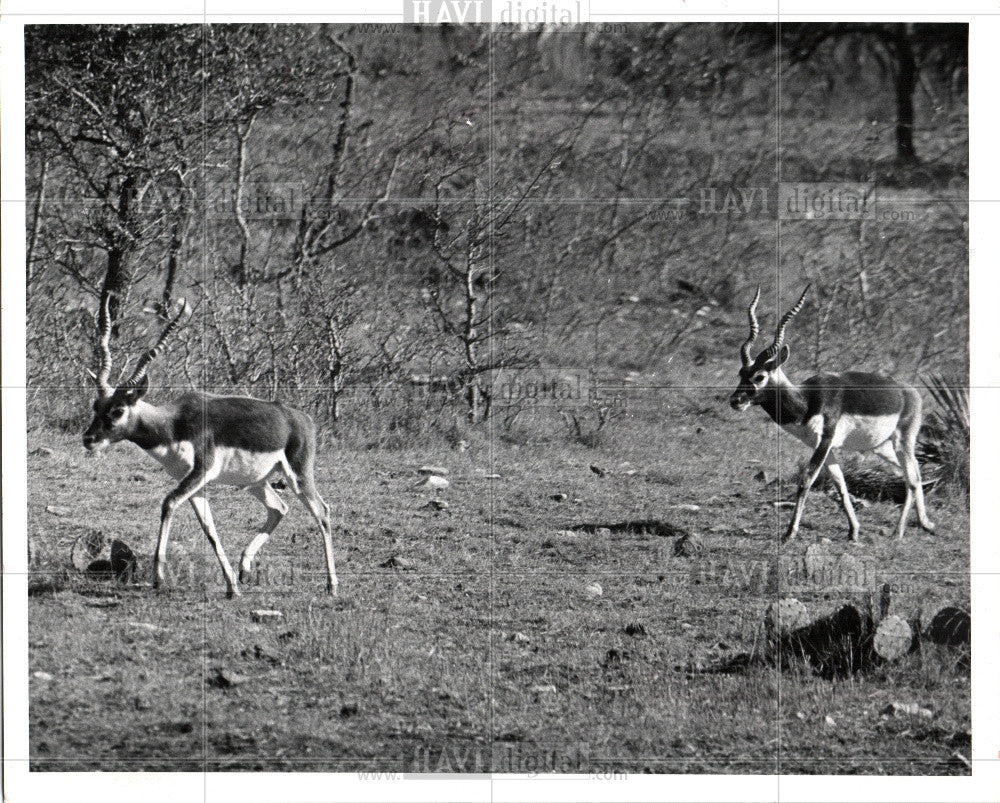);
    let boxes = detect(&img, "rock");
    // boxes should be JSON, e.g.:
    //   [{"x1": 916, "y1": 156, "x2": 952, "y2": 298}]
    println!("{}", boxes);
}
[
  {"x1": 764, "y1": 598, "x2": 809, "y2": 636},
  {"x1": 584, "y1": 582, "x2": 603, "y2": 599},
  {"x1": 509, "y1": 631, "x2": 531, "y2": 645},
  {"x1": 552, "y1": 530, "x2": 578, "y2": 539},
  {"x1": 427, "y1": 499, "x2": 450, "y2": 511},
  {"x1": 380, "y1": 555, "x2": 415, "y2": 570},
  {"x1": 109, "y1": 539, "x2": 137, "y2": 583},
  {"x1": 623, "y1": 622, "x2": 646, "y2": 638},
  {"x1": 530, "y1": 683, "x2": 557, "y2": 695},
  {"x1": 772, "y1": 501, "x2": 795, "y2": 509},
  {"x1": 824, "y1": 715, "x2": 837, "y2": 728},
  {"x1": 416, "y1": 475, "x2": 449, "y2": 491},
  {"x1": 31, "y1": 447, "x2": 55, "y2": 458},
  {"x1": 925, "y1": 607, "x2": 970, "y2": 646},
  {"x1": 417, "y1": 465, "x2": 449, "y2": 477},
  {"x1": 208, "y1": 668, "x2": 249, "y2": 688},
  {"x1": 72, "y1": 533, "x2": 136, "y2": 583},
  {"x1": 834, "y1": 553, "x2": 864, "y2": 588},
  {"x1": 549, "y1": 493, "x2": 568, "y2": 502},
  {"x1": 32, "y1": 671, "x2": 54, "y2": 681},
  {"x1": 754, "y1": 469, "x2": 776, "y2": 485},
  {"x1": 130, "y1": 473, "x2": 149, "y2": 482},
  {"x1": 250, "y1": 609, "x2": 284, "y2": 624},
  {"x1": 673, "y1": 533, "x2": 703, "y2": 557},
  {"x1": 595, "y1": 527, "x2": 612, "y2": 538},
  {"x1": 873, "y1": 615, "x2": 912, "y2": 661},
  {"x1": 882, "y1": 701, "x2": 933, "y2": 720},
  {"x1": 804, "y1": 543, "x2": 832, "y2": 581},
  {"x1": 671, "y1": 503, "x2": 701, "y2": 512},
  {"x1": 589, "y1": 464, "x2": 607, "y2": 477},
  {"x1": 128, "y1": 622, "x2": 165, "y2": 633},
  {"x1": 46, "y1": 505, "x2": 72, "y2": 517}
]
